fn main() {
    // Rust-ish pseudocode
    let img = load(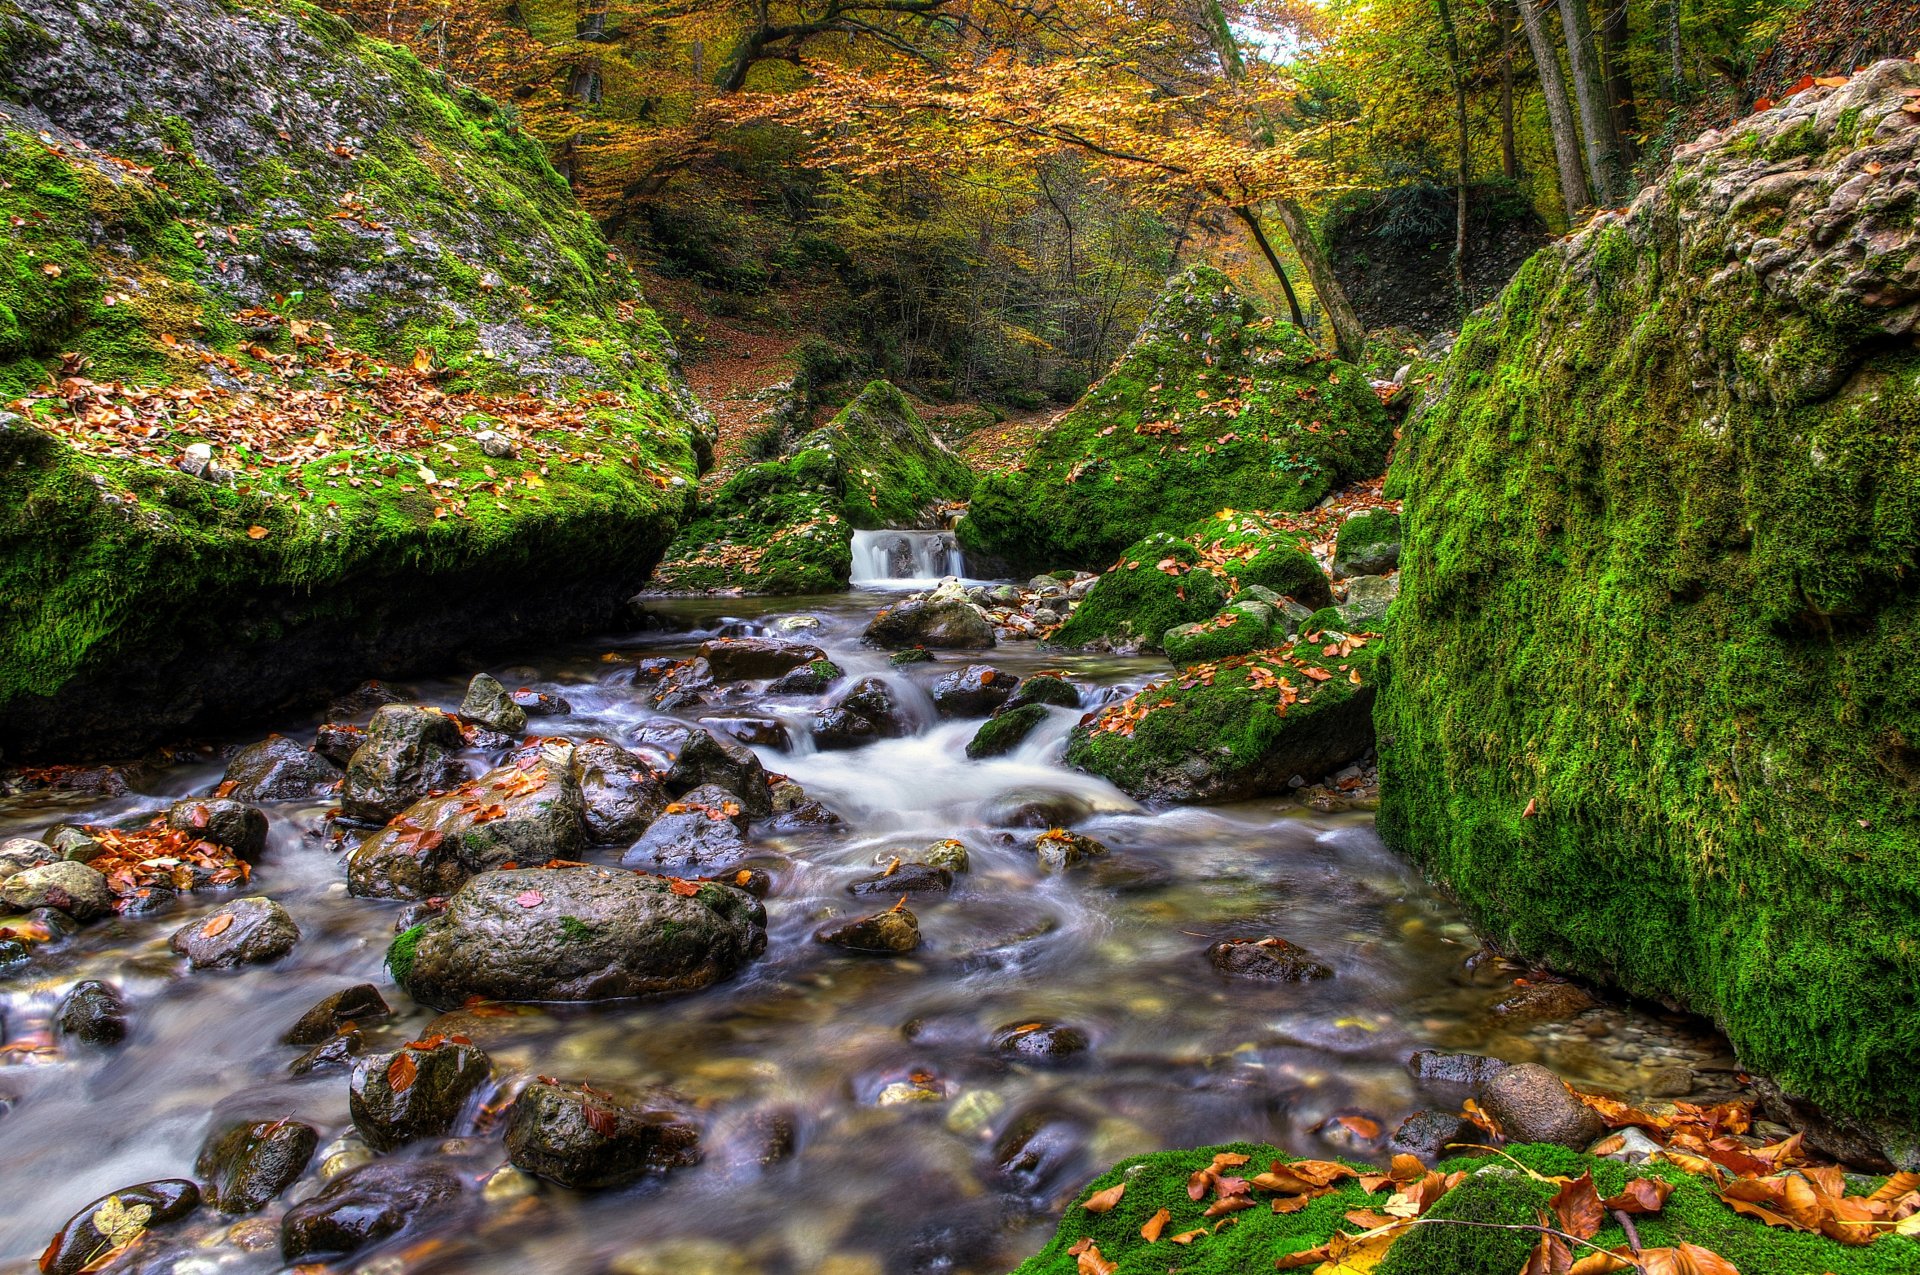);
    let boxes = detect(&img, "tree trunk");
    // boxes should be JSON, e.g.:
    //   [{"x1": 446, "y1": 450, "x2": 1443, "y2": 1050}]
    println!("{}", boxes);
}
[
  {"x1": 1599, "y1": 0, "x2": 1640, "y2": 164},
  {"x1": 1232, "y1": 206, "x2": 1308, "y2": 331},
  {"x1": 1558, "y1": 0, "x2": 1630, "y2": 203},
  {"x1": 1434, "y1": 0, "x2": 1472, "y2": 315},
  {"x1": 1517, "y1": 0, "x2": 1590, "y2": 220},
  {"x1": 1269, "y1": 199, "x2": 1368, "y2": 364},
  {"x1": 1662, "y1": 0, "x2": 1686, "y2": 105},
  {"x1": 1496, "y1": 0, "x2": 1520, "y2": 180}
]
